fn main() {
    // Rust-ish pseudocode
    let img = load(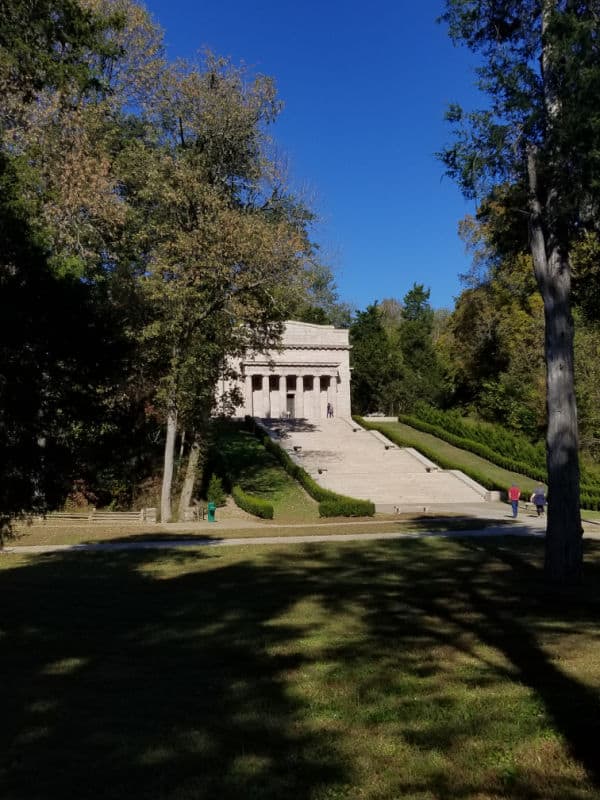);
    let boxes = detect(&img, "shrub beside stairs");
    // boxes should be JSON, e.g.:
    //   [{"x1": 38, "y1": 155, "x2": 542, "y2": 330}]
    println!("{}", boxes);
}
[
  {"x1": 245, "y1": 417, "x2": 375, "y2": 517},
  {"x1": 257, "y1": 416, "x2": 491, "y2": 513}
]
